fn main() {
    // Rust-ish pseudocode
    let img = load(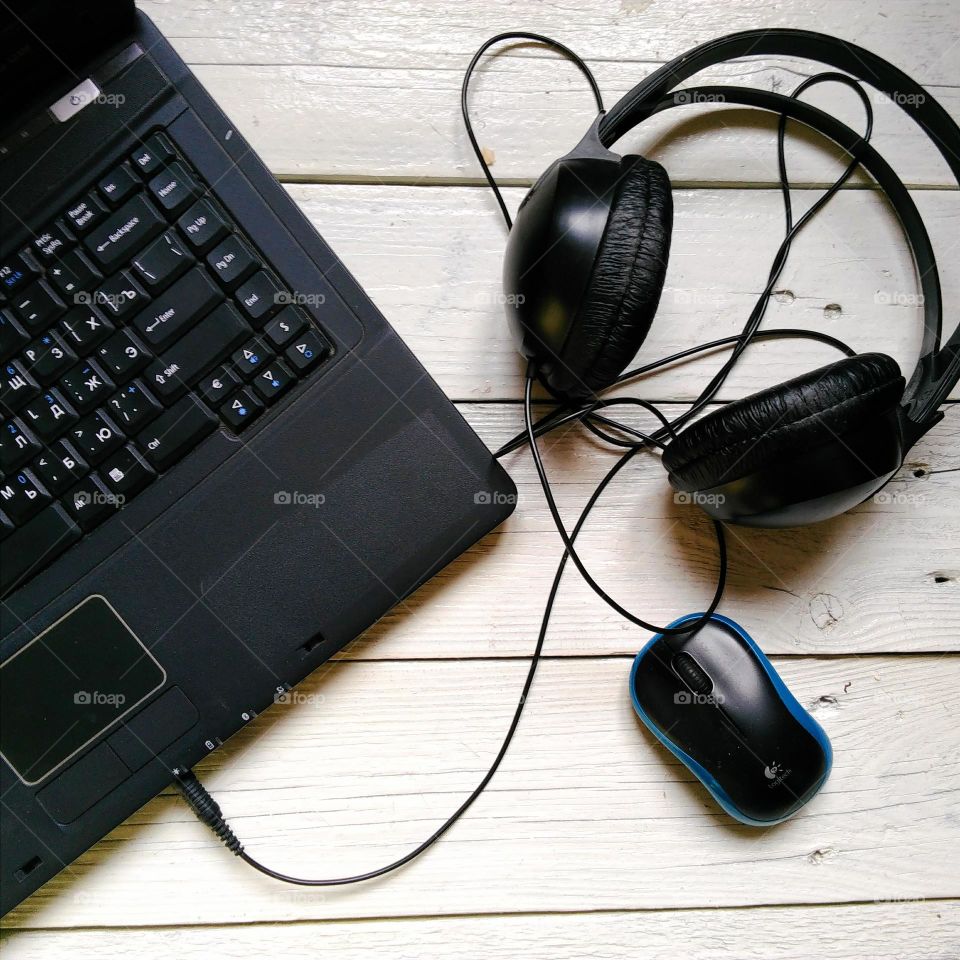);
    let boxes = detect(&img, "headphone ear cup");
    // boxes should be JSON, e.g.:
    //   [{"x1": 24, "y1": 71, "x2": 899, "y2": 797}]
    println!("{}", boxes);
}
[
  {"x1": 662, "y1": 353, "x2": 907, "y2": 524},
  {"x1": 549, "y1": 156, "x2": 672, "y2": 396}
]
